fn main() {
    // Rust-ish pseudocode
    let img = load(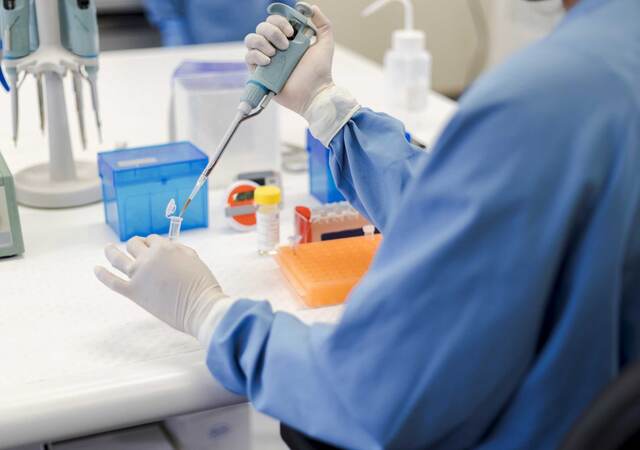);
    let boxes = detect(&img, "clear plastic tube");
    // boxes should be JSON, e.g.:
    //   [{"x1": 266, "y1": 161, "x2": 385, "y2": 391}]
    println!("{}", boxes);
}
[
  {"x1": 257, "y1": 203, "x2": 280, "y2": 255},
  {"x1": 165, "y1": 198, "x2": 183, "y2": 241},
  {"x1": 168, "y1": 216, "x2": 183, "y2": 241}
]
